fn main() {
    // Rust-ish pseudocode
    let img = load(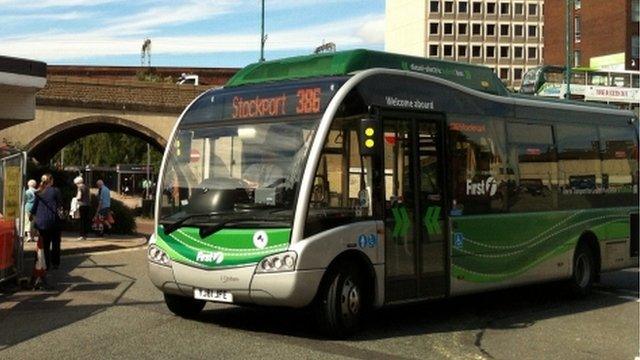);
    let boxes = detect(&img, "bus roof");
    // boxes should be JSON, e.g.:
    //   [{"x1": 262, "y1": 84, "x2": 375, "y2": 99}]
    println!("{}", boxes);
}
[{"x1": 225, "y1": 49, "x2": 509, "y2": 96}]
